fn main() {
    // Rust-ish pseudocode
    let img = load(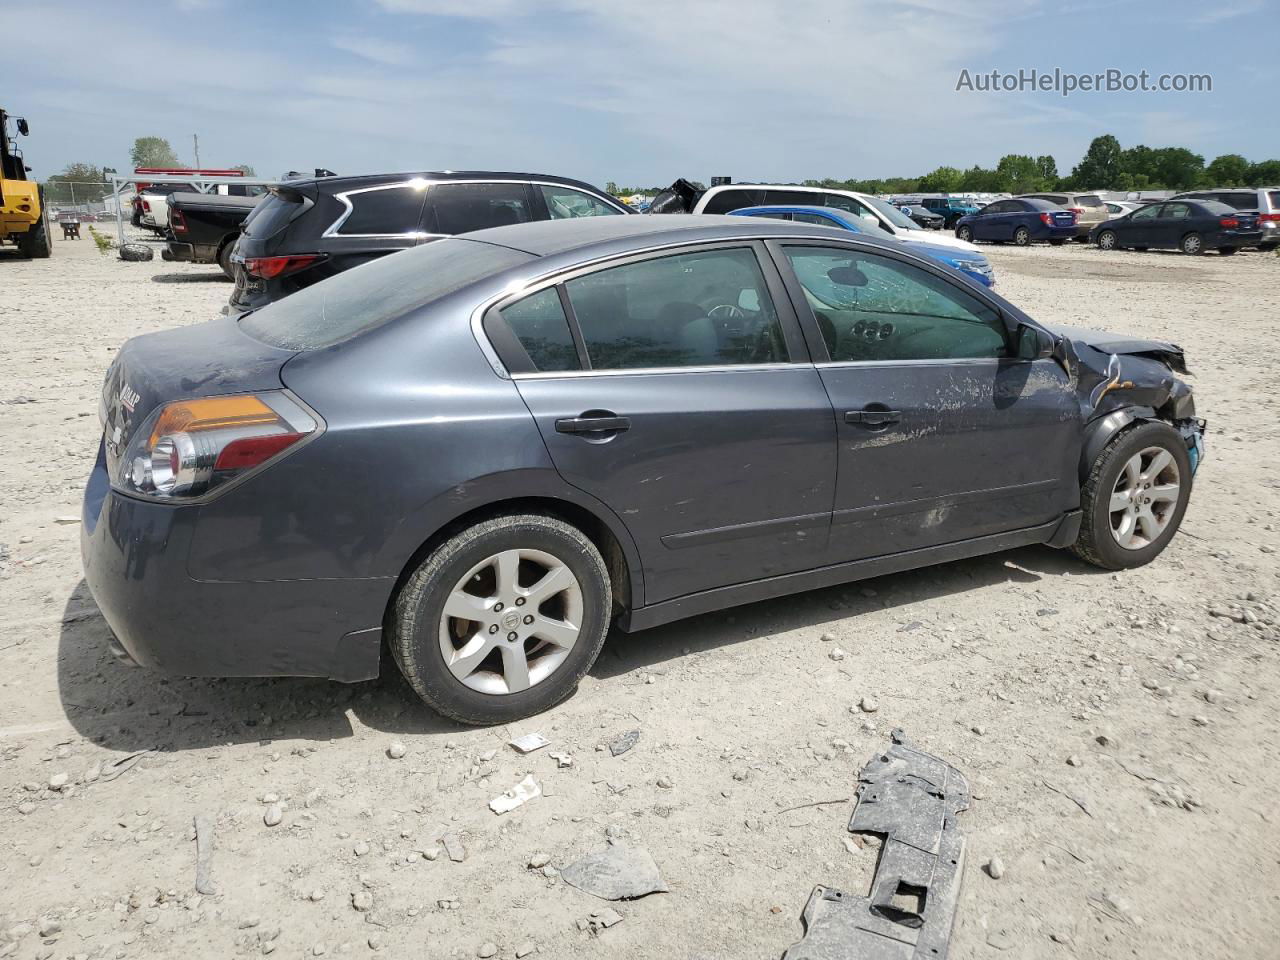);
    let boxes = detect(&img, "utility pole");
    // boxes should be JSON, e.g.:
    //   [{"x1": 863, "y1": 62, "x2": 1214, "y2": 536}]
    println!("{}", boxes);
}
[{"x1": 193, "y1": 134, "x2": 200, "y2": 169}]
